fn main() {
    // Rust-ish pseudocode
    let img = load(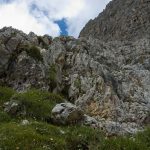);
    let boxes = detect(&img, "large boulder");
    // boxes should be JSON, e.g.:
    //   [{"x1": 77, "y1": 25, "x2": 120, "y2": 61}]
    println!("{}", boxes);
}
[{"x1": 51, "y1": 103, "x2": 84, "y2": 124}]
